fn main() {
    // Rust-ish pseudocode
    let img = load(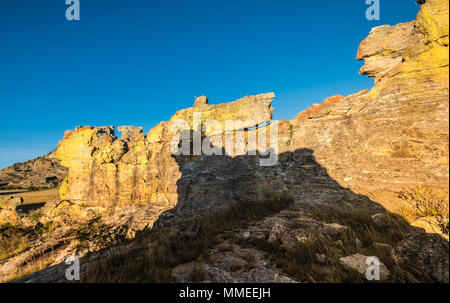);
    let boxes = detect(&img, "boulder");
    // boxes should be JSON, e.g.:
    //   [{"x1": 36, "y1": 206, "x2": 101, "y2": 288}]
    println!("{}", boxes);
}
[
  {"x1": 340, "y1": 253, "x2": 390, "y2": 281},
  {"x1": 1, "y1": 196, "x2": 23, "y2": 210},
  {"x1": 268, "y1": 219, "x2": 295, "y2": 246}
]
